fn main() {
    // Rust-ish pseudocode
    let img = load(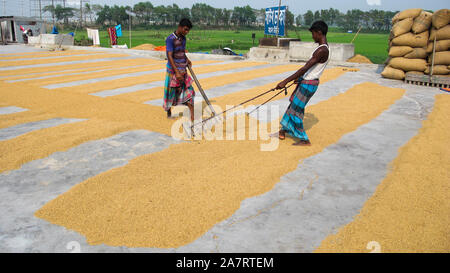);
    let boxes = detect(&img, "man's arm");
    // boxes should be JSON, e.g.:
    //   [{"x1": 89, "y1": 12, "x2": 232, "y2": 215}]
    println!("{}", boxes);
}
[{"x1": 276, "y1": 47, "x2": 329, "y2": 89}]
